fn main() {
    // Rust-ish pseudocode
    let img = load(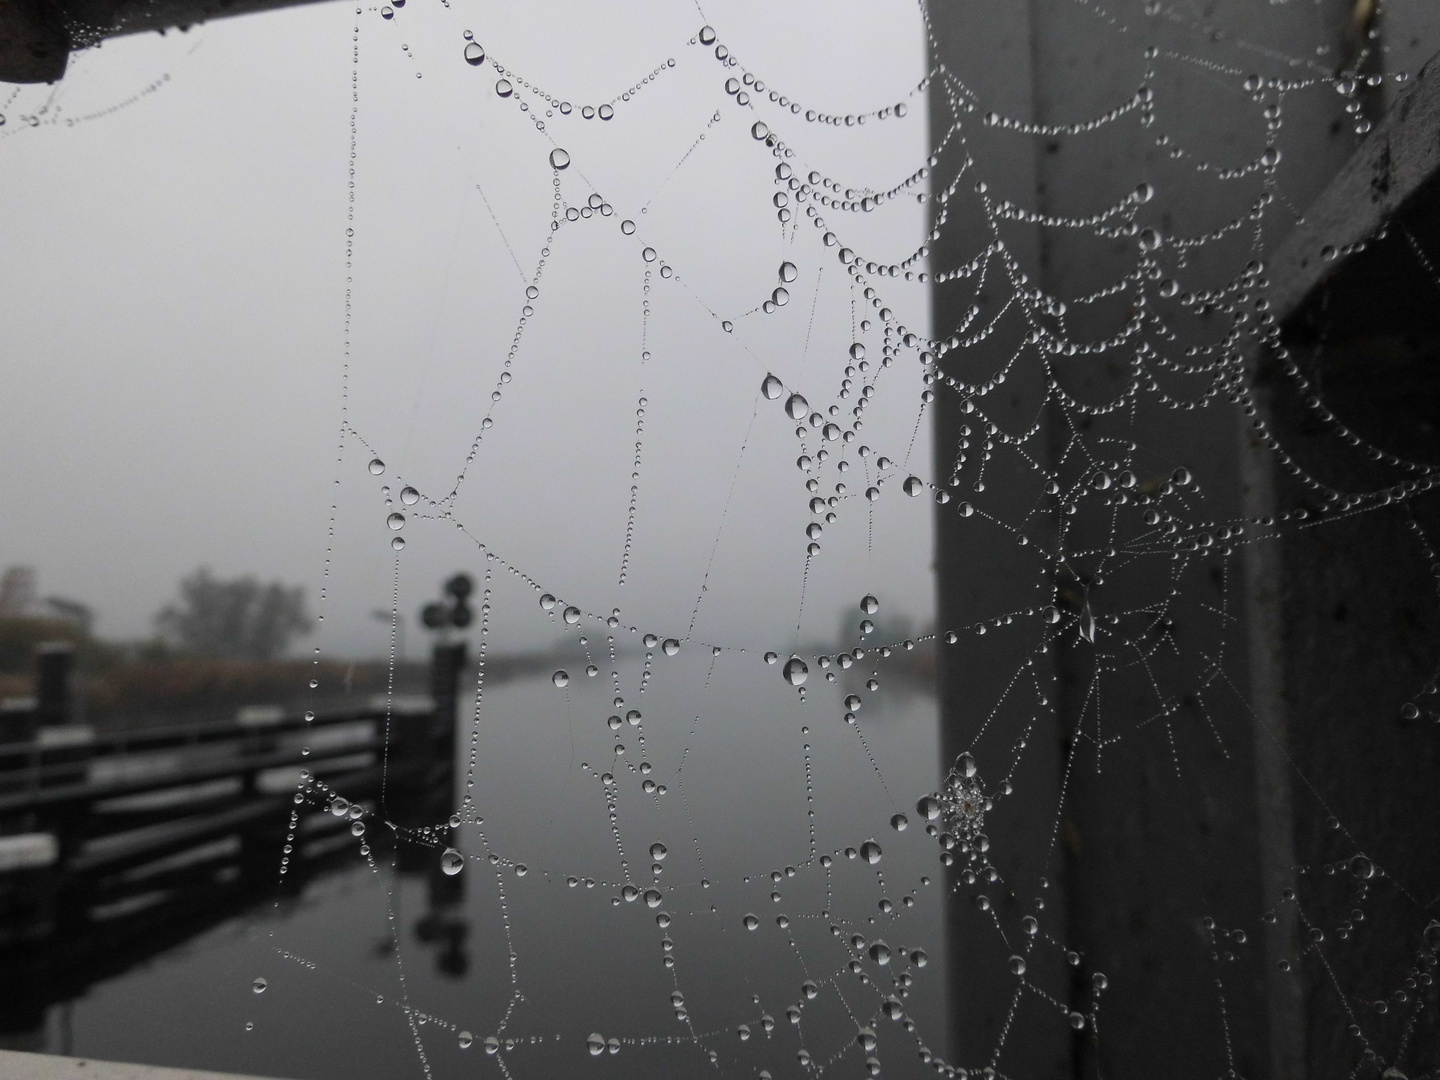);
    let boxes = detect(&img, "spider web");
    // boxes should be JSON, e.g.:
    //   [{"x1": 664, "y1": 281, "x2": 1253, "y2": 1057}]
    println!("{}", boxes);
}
[{"x1": 4, "y1": 0, "x2": 1440, "y2": 1076}]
